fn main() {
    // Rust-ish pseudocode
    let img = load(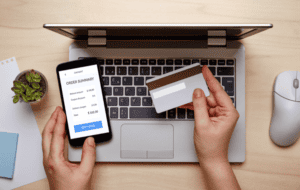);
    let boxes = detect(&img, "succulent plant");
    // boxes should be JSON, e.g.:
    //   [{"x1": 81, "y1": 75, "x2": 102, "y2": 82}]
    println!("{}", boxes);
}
[{"x1": 12, "y1": 69, "x2": 43, "y2": 103}]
